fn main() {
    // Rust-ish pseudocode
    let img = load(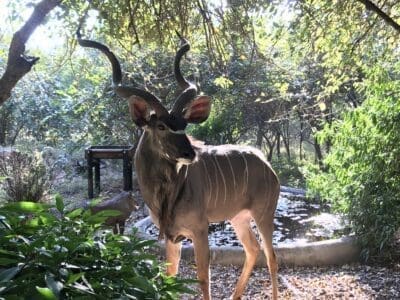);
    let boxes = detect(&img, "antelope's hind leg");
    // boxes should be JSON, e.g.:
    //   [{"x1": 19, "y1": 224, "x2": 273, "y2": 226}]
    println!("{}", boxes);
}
[
  {"x1": 230, "y1": 211, "x2": 261, "y2": 299},
  {"x1": 252, "y1": 213, "x2": 278, "y2": 300}
]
